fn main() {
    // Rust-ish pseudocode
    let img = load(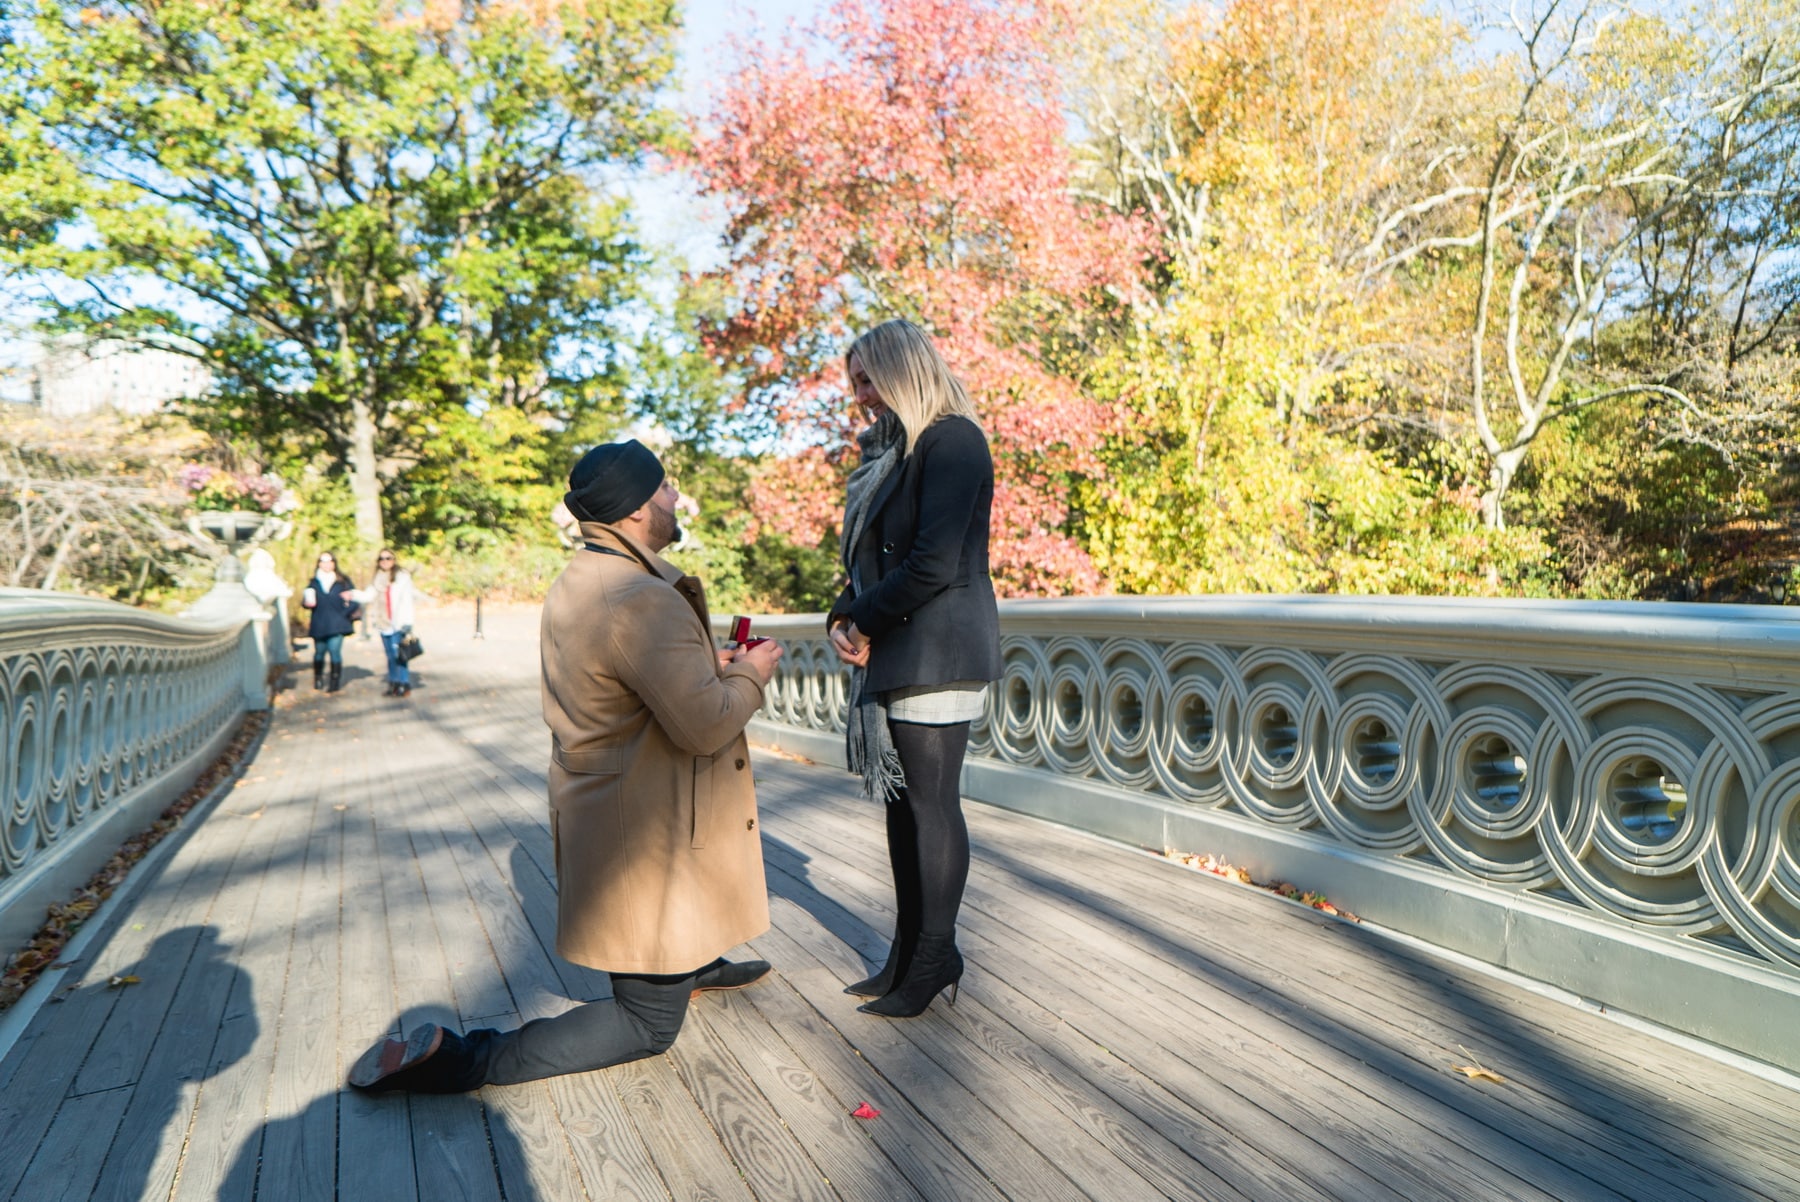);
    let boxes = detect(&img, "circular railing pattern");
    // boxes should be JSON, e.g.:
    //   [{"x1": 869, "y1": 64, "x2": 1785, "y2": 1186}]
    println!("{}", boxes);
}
[
  {"x1": 759, "y1": 630, "x2": 1800, "y2": 974},
  {"x1": 1, "y1": 634, "x2": 243, "y2": 881}
]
